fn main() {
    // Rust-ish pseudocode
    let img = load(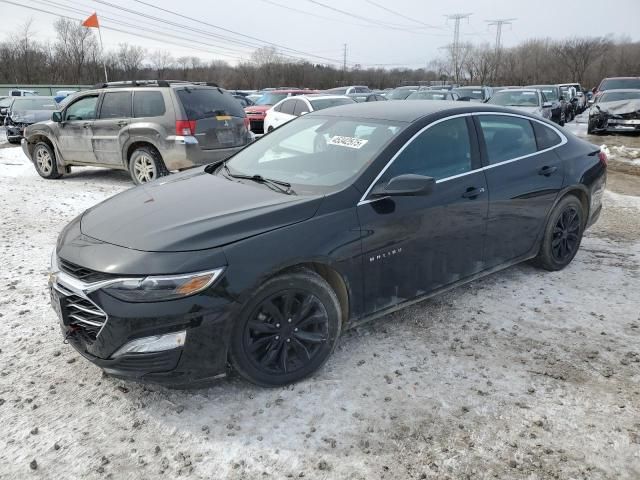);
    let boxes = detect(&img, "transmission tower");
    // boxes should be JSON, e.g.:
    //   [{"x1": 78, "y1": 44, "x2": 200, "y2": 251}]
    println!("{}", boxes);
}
[
  {"x1": 445, "y1": 13, "x2": 472, "y2": 83},
  {"x1": 486, "y1": 18, "x2": 516, "y2": 52}
]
